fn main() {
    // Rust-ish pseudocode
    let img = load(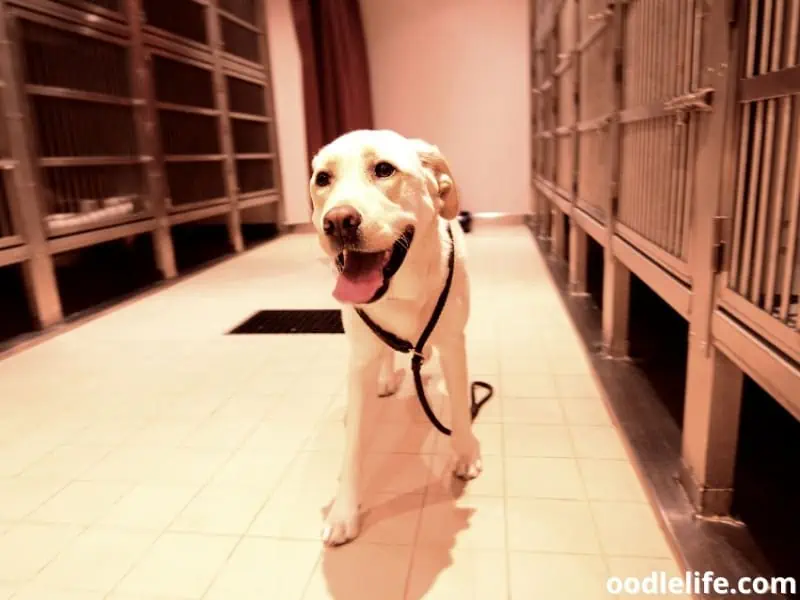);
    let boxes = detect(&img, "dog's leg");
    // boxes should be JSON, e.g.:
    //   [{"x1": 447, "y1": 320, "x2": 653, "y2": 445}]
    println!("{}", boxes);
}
[
  {"x1": 323, "y1": 352, "x2": 380, "y2": 546},
  {"x1": 439, "y1": 334, "x2": 482, "y2": 480},
  {"x1": 377, "y1": 349, "x2": 401, "y2": 397}
]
